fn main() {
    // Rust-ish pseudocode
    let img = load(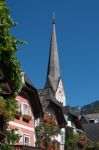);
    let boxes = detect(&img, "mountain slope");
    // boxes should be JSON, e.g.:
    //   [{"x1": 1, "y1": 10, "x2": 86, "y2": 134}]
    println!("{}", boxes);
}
[{"x1": 72, "y1": 100, "x2": 99, "y2": 115}]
